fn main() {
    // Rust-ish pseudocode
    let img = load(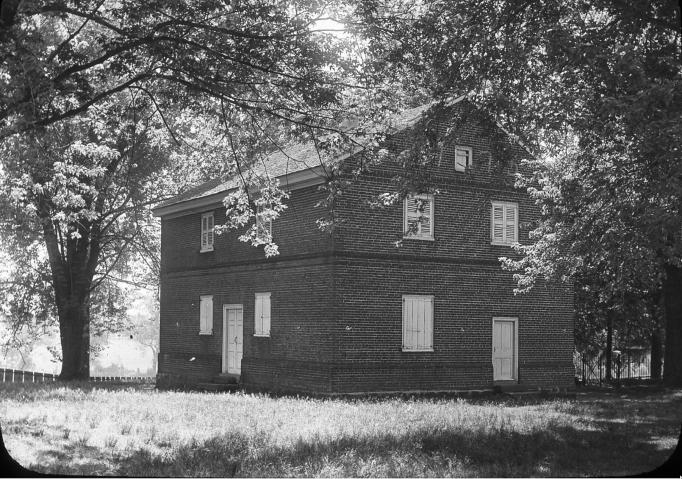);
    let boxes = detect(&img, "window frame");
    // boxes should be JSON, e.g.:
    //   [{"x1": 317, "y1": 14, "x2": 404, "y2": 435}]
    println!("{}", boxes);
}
[
  {"x1": 403, "y1": 194, "x2": 435, "y2": 241},
  {"x1": 454, "y1": 145, "x2": 473, "y2": 172},
  {"x1": 490, "y1": 201, "x2": 519, "y2": 246},
  {"x1": 254, "y1": 292, "x2": 271, "y2": 337},
  {"x1": 199, "y1": 295, "x2": 213, "y2": 335},
  {"x1": 200, "y1": 211, "x2": 215, "y2": 252},
  {"x1": 402, "y1": 294, "x2": 434, "y2": 352}
]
